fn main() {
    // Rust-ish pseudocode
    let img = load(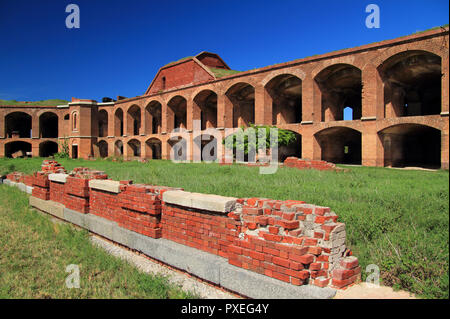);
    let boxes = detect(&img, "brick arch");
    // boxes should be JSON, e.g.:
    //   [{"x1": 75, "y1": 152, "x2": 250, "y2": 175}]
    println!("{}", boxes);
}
[
  {"x1": 261, "y1": 69, "x2": 306, "y2": 87},
  {"x1": 36, "y1": 108, "x2": 59, "y2": 118},
  {"x1": 190, "y1": 87, "x2": 218, "y2": 101},
  {"x1": 223, "y1": 80, "x2": 256, "y2": 95},
  {"x1": 369, "y1": 45, "x2": 445, "y2": 70},
  {"x1": 125, "y1": 102, "x2": 143, "y2": 114},
  {"x1": 311, "y1": 57, "x2": 361, "y2": 80},
  {"x1": 4, "y1": 111, "x2": 33, "y2": 138},
  {"x1": 313, "y1": 125, "x2": 363, "y2": 136},
  {"x1": 4, "y1": 109, "x2": 33, "y2": 118},
  {"x1": 165, "y1": 93, "x2": 188, "y2": 105},
  {"x1": 377, "y1": 119, "x2": 443, "y2": 133},
  {"x1": 39, "y1": 111, "x2": 59, "y2": 138},
  {"x1": 145, "y1": 137, "x2": 162, "y2": 159},
  {"x1": 193, "y1": 89, "x2": 218, "y2": 130},
  {"x1": 314, "y1": 126, "x2": 362, "y2": 165},
  {"x1": 377, "y1": 123, "x2": 442, "y2": 168},
  {"x1": 143, "y1": 96, "x2": 164, "y2": 108}
]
